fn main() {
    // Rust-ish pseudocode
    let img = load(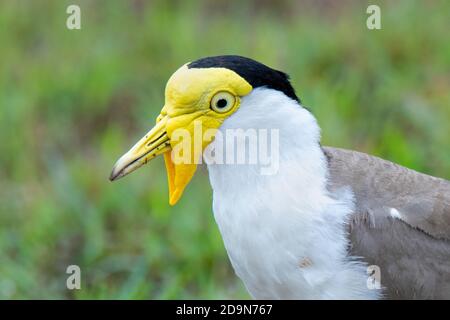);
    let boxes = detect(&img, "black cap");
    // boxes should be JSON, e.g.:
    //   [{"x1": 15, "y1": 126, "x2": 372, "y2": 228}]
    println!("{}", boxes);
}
[{"x1": 188, "y1": 55, "x2": 299, "y2": 102}]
